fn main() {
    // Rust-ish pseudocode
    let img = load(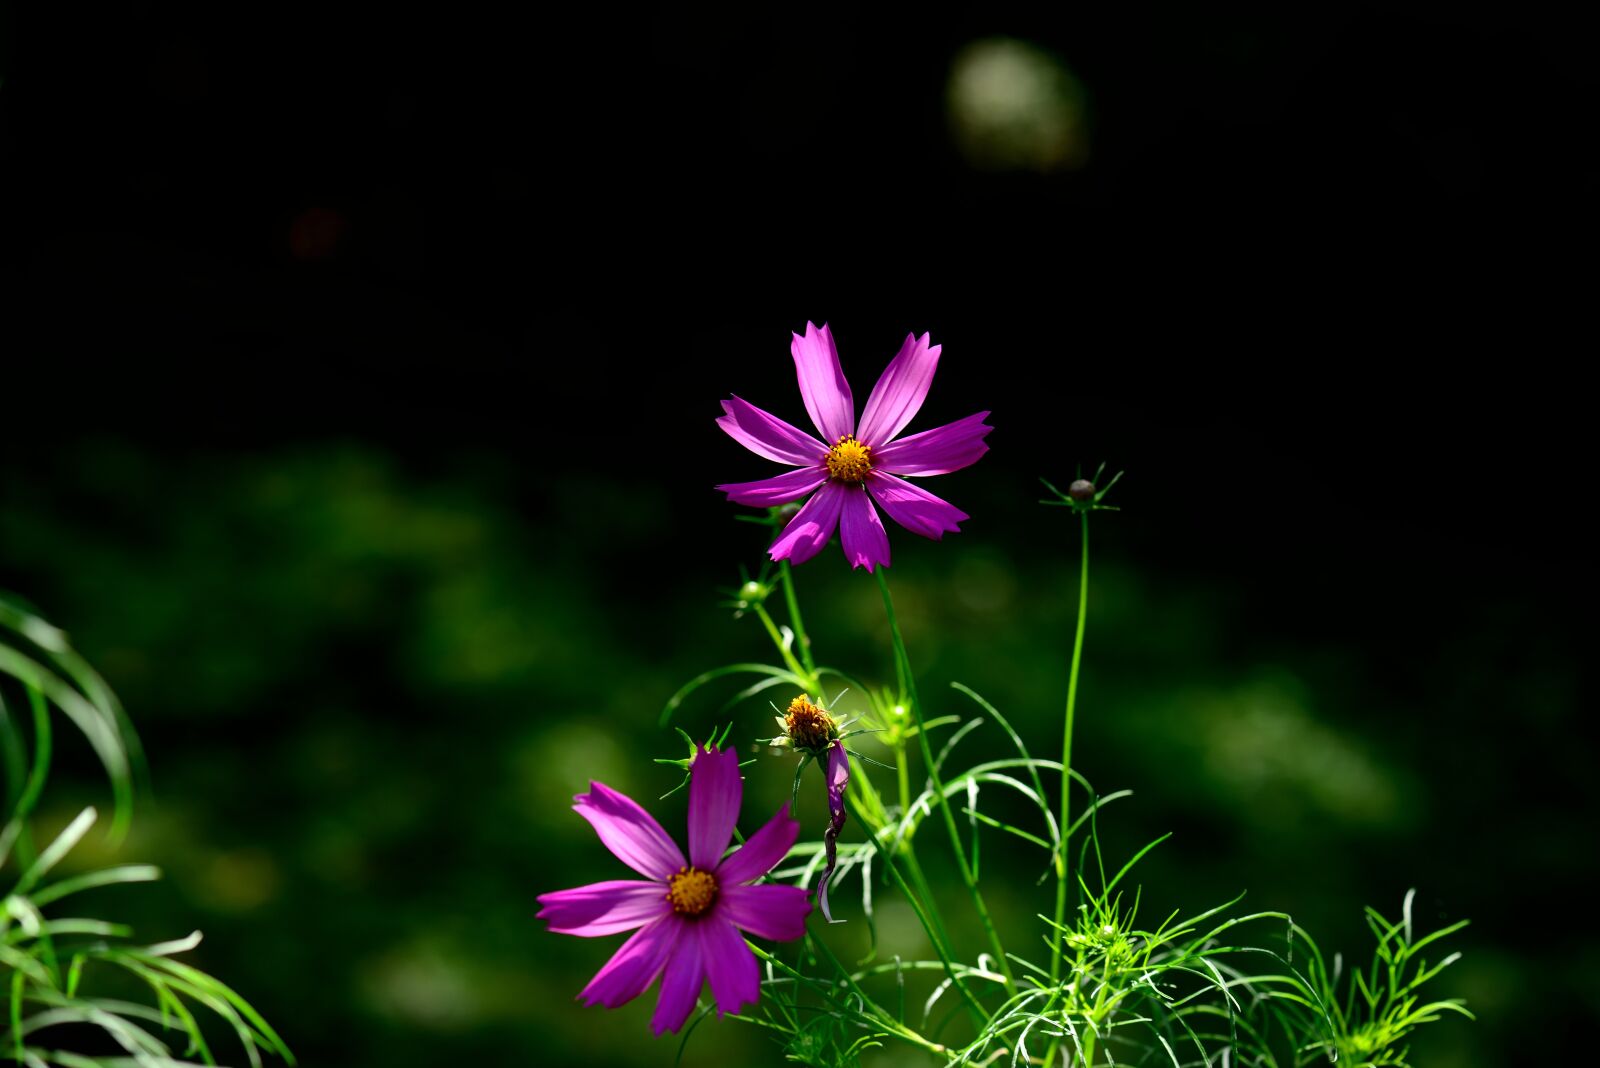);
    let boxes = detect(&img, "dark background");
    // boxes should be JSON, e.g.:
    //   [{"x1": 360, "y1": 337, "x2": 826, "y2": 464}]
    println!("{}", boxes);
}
[{"x1": 4, "y1": 5, "x2": 1594, "y2": 1066}]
